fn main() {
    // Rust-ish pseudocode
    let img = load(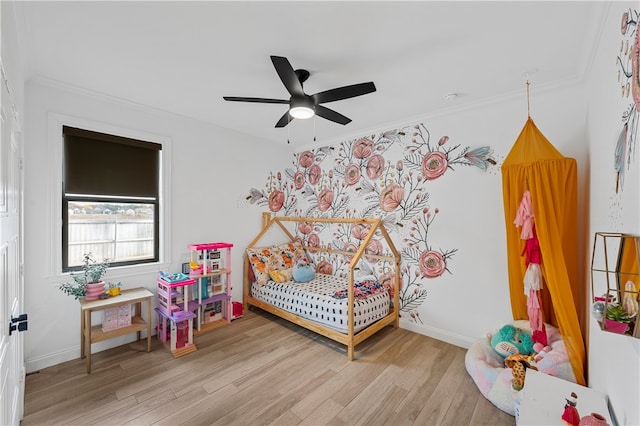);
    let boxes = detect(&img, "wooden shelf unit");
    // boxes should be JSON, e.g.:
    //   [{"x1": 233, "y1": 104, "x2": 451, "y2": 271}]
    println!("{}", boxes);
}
[{"x1": 79, "y1": 287, "x2": 153, "y2": 373}]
